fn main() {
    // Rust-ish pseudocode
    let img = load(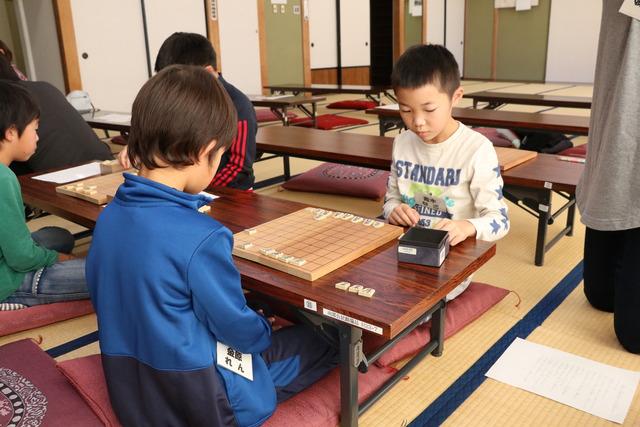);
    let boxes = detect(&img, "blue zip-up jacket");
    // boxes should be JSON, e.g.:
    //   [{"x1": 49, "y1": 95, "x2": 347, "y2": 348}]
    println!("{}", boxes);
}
[{"x1": 86, "y1": 174, "x2": 275, "y2": 427}]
